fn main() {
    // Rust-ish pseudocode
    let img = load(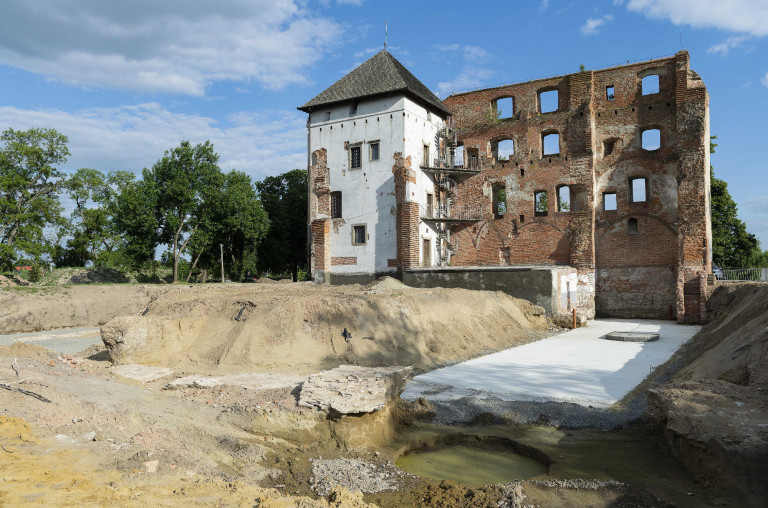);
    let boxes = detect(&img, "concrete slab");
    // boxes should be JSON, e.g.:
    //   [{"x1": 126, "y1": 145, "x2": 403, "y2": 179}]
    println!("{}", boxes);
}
[
  {"x1": 402, "y1": 319, "x2": 700, "y2": 408},
  {"x1": 167, "y1": 373, "x2": 306, "y2": 391},
  {"x1": 0, "y1": 327, "x2": 101, "y2": 356},
  {"x1": 112, "y1": 364, "x2": 174, "y2": 383}
]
